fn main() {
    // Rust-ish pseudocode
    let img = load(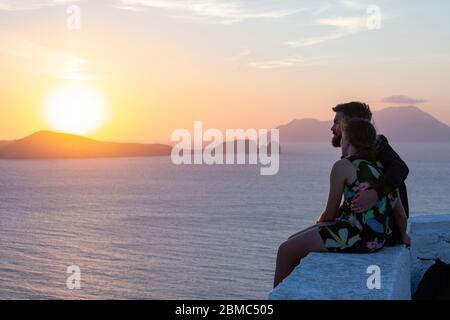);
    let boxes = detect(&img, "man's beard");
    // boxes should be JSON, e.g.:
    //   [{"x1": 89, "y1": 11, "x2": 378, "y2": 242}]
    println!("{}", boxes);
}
[{"x1": 332, "y1": 132, "x2": 341, "y2": 148}]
